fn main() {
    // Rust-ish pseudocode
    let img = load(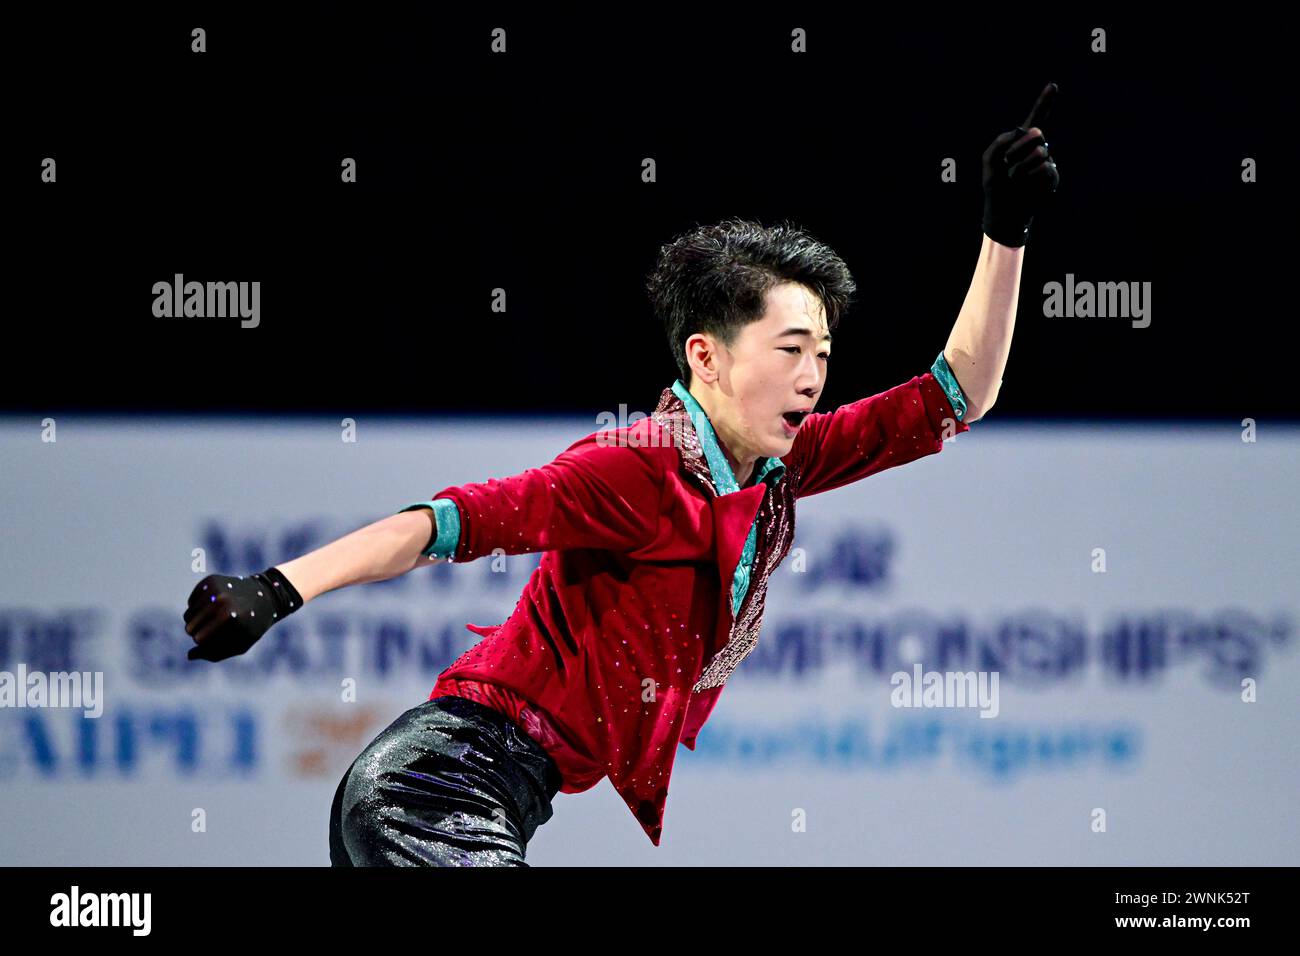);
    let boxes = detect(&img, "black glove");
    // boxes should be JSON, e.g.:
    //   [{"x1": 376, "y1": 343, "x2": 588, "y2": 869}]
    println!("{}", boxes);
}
[
  {"x1": 981, "y1": 82, "x2": 1061, "y2": 248},
  {"x1": 184, "y1": 566, "x2": 303, "y2": 661}
]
